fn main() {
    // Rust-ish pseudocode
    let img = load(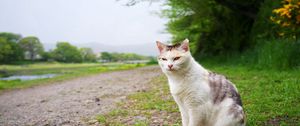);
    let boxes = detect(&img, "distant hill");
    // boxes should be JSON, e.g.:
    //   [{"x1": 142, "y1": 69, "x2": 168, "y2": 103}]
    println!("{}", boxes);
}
[
  {"x1": 43, "y1": 42, "x2": 159, "y2": 56},
  {"x1": 87, "y1": 43, "x2": 158, "y2": 56}
]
